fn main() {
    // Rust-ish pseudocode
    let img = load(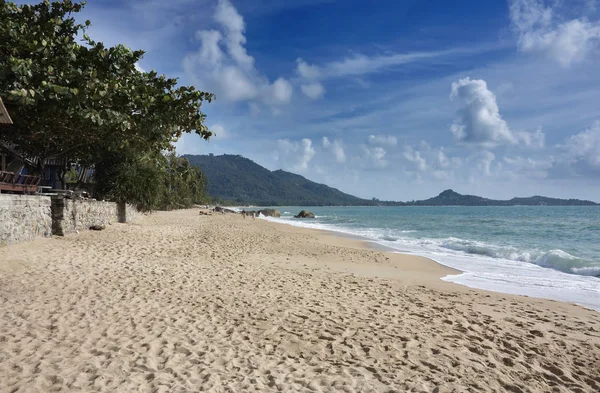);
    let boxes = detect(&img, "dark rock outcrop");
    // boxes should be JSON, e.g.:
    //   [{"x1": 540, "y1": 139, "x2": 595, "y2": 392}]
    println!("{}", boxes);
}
[
  {"x1": 294, "y1": 210, "x2": 315, "y2": 218},
  {"x1": 214, "y1": 206, "x2": 238, "y2": 214},
  {"x1": 258, "y1": 209, "x2": 281, "y2": 218}
]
